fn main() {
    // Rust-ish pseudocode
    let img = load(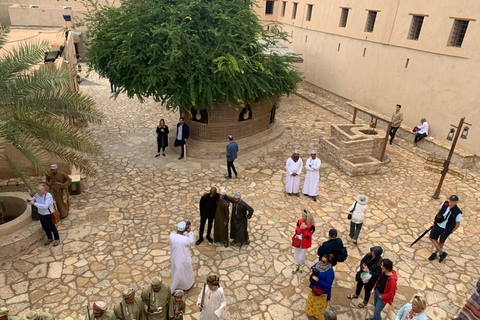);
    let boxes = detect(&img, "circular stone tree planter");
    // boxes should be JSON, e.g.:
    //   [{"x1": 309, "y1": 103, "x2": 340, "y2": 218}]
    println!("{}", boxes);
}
[
  {"x1": 0, "y1": 192, "x2": 44, "y2": 260},
  {"x1": 184, "y1": 97, "x2": 278, "y2": 141}
]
